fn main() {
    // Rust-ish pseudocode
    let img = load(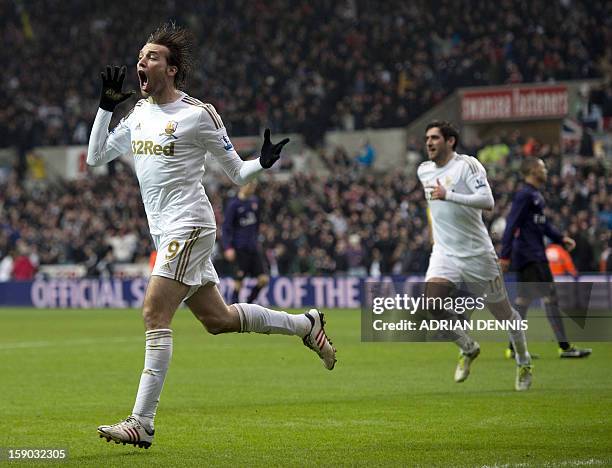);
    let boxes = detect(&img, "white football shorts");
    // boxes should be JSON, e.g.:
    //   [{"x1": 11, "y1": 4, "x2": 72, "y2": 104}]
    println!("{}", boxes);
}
[
  {"x1": 425, "y1": 249, "x2": 507, "y2": 303},
  {"x1": 151, "y1": 226, "x2": 219, "y2": 298}
]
